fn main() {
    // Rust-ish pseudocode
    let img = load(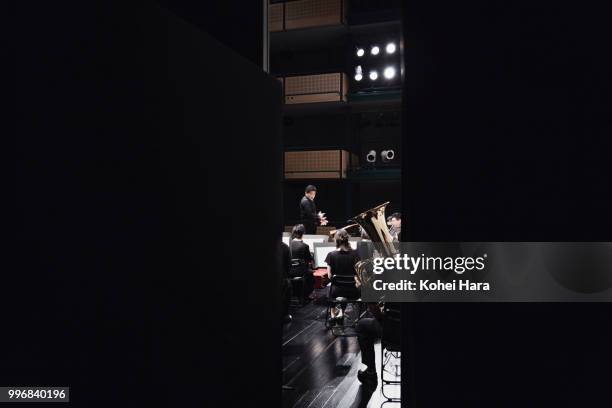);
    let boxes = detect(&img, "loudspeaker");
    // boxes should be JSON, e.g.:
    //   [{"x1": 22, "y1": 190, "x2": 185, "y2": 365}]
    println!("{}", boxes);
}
[
  {"x1": 284, "y1": 73, "x2": 348, "y2": 104},
  {"x1": 284, "y1": 150, "x2": 349, "y2": 179},
  {"x1": 285, "y1": 0, "x2": 345, "y2": 30},
  {"x1": 268, "y1": 3, "x2": 284, "y2": 32}
]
